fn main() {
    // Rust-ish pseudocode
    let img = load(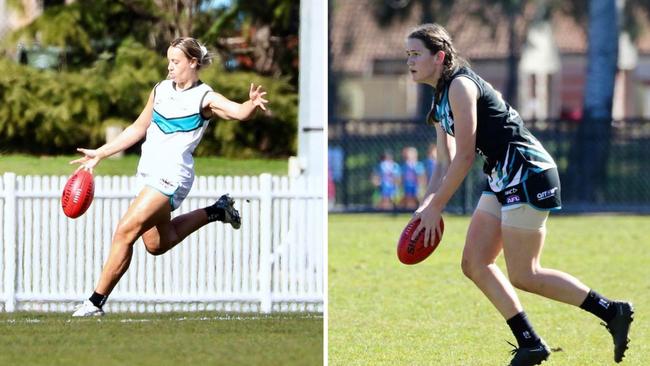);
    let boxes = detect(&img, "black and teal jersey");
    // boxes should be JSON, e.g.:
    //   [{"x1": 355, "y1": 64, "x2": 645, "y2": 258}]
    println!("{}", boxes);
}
[{"x1": 428, "y1": 67, "x2": 556, "y2": 193}]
